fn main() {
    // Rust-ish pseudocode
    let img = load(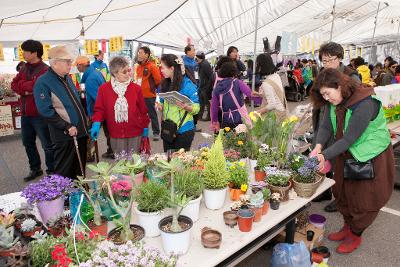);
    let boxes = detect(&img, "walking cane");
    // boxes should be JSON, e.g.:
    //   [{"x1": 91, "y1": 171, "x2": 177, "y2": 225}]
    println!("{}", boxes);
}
[
  {"x1": 73, "y1": 136, "x2": 86, "y2": 179},
  {"x1": 93, "y1": 140, "x2": 100, "y2": 163}
]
